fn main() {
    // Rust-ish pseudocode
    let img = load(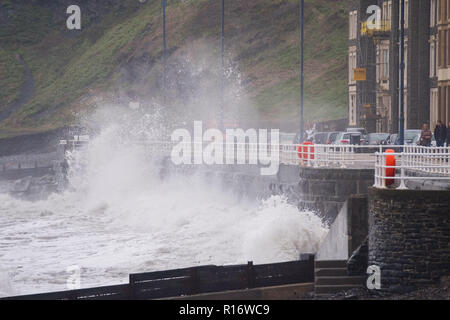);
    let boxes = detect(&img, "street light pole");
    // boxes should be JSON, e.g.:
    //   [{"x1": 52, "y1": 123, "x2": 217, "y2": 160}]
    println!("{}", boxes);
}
[
  {"x1": 162, "y1": 0, "x2": 167, "y2": 108},
  {"x1": 299, "y1": 0, "x2": 305, "y2": 142},
  {"x1": 399, "y1": 0, "x2": 405, "y2": 146},
  {"x1": 220, "y1": 0, "x2": 225, "y2": 130}
]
